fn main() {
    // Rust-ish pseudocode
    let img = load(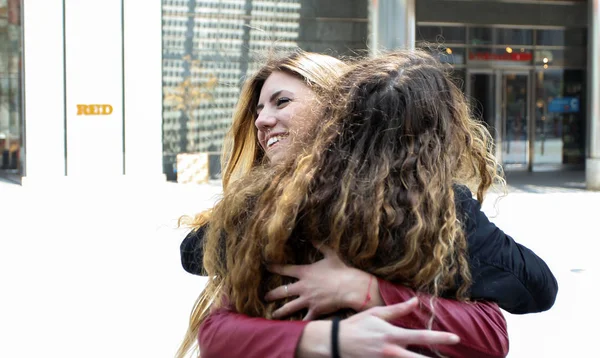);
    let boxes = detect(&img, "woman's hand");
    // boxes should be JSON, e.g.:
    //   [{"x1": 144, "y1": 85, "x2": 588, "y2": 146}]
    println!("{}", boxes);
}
[
  {"x1": 297, "y1": 298, "x2": 460, "y2": 358},
  {"x1": 266, "y1": 245, "x2": 380, "y2": 320}
]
